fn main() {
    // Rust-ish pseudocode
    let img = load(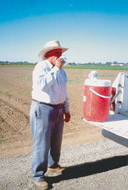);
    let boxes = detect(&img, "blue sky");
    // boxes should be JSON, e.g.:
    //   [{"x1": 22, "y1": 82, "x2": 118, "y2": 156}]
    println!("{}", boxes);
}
[{"x1": 0, "y1": 0, "x2": 128, "y2": 63}]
